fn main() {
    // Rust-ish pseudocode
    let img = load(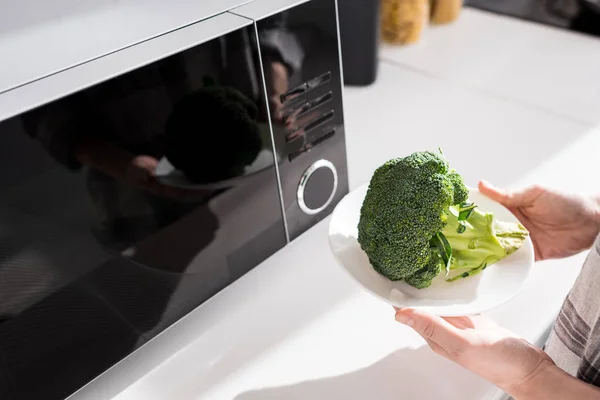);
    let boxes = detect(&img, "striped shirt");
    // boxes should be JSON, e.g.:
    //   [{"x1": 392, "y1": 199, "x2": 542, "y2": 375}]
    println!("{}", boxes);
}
[{"x1": 545, "y1": 234, "x2": 600, "y2": 386}]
